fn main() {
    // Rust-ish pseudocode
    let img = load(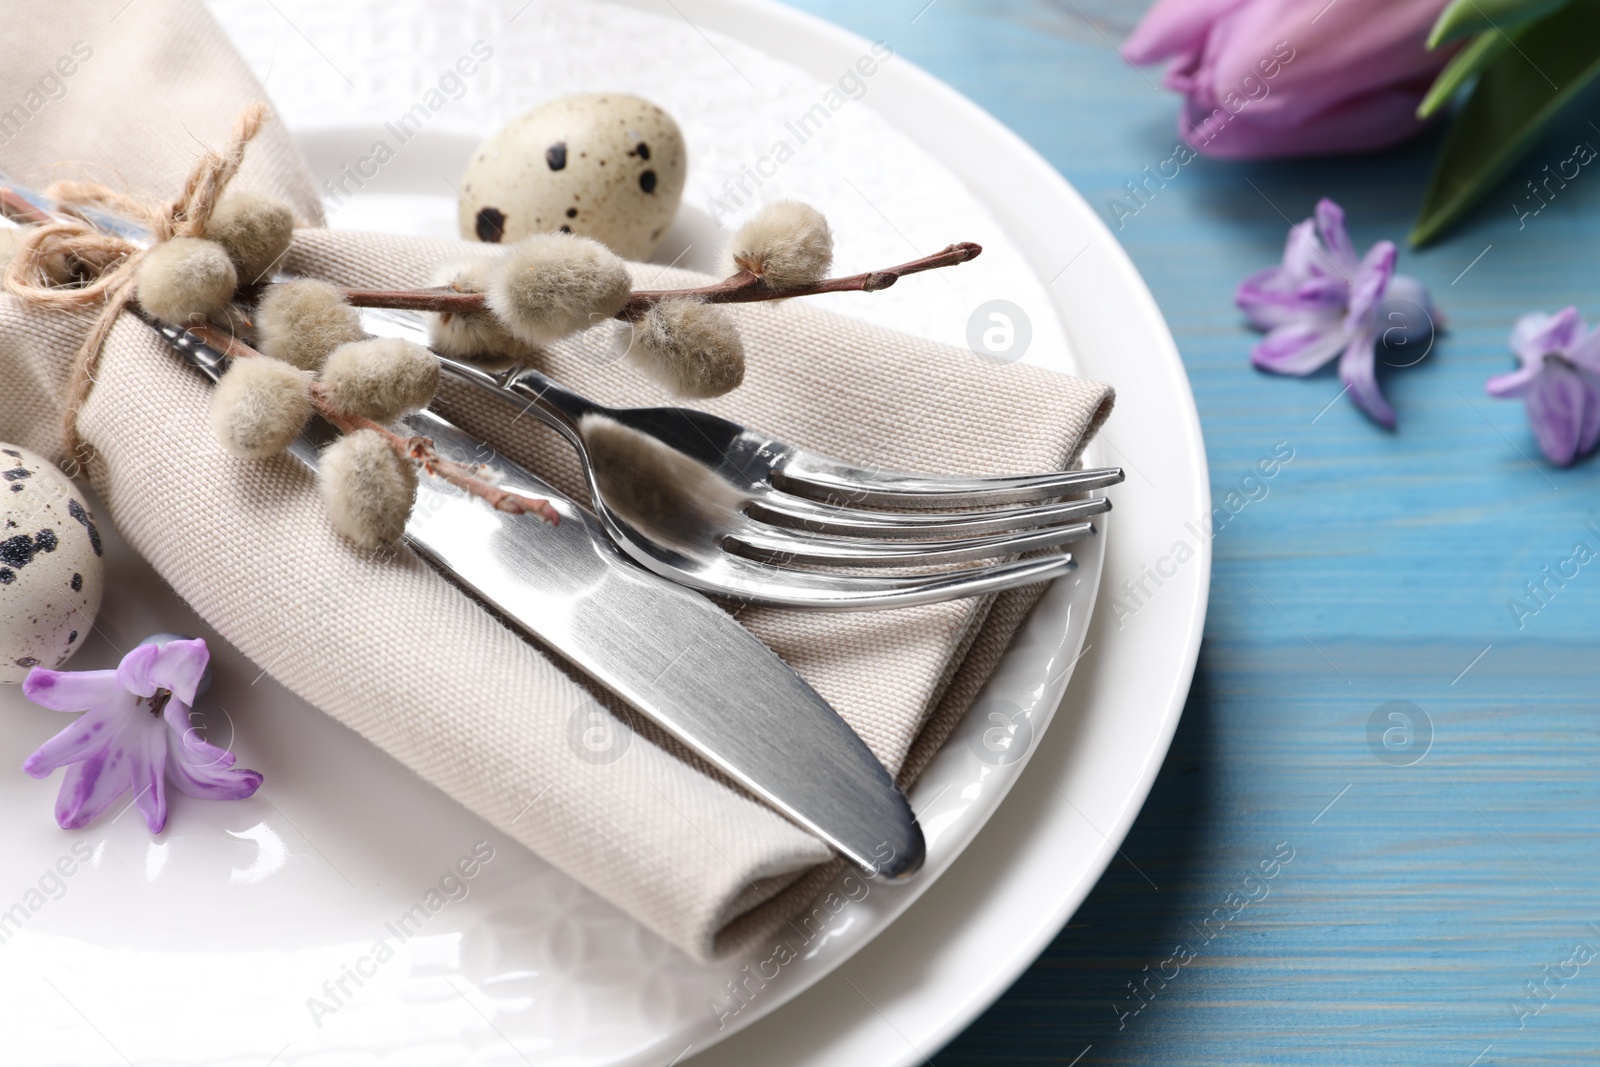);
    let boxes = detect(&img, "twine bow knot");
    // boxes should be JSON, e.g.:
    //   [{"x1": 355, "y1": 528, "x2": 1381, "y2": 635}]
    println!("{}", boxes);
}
[{"x1": 1, "y1": 102, "x2": 269, "y2": 473}]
